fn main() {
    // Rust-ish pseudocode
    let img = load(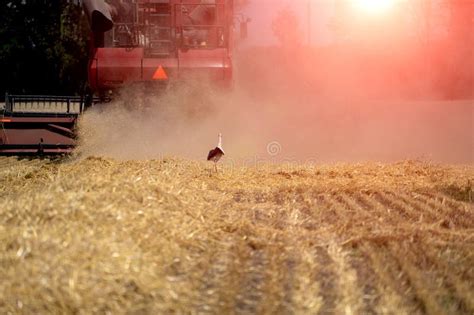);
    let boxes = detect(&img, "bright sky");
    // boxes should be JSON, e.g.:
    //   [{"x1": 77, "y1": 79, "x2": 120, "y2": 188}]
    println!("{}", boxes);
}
[
  {"x1": 239, "y1": 0, "x2": 445, "y2": 47},
  {"x1": 240, "y1": 0, "x2": 335, "y2": 46}
]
